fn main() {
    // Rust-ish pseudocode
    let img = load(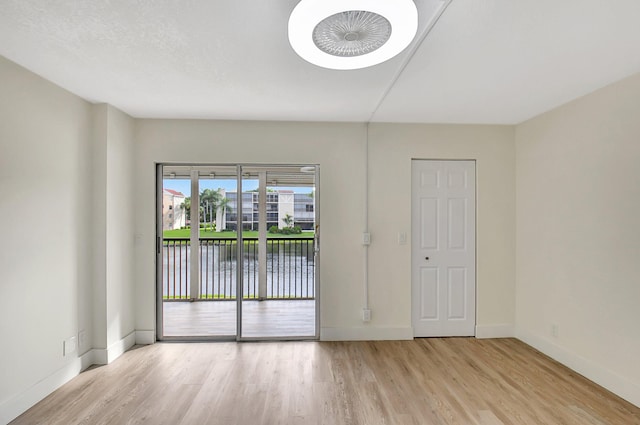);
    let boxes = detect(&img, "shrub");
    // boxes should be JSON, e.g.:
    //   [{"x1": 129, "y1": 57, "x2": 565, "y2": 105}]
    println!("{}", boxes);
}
[{"x1": 268, "y1": 225, "x2": 301, "y2": 235}]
